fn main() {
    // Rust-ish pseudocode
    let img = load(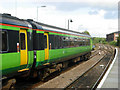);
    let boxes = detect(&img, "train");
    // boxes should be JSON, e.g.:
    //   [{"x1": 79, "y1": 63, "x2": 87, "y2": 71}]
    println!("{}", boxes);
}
[{"x1": 0, "y1": 13, "x2": 93, "y2": 81}]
